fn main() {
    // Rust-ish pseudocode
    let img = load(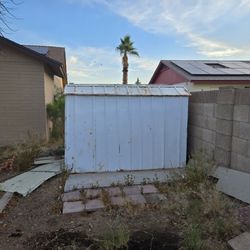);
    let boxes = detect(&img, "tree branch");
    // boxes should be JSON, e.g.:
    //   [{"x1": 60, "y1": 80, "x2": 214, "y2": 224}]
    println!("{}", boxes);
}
[{"x1": 0, "y1": 0, "x2": 21, "y2": 36}]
